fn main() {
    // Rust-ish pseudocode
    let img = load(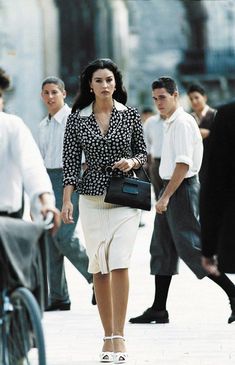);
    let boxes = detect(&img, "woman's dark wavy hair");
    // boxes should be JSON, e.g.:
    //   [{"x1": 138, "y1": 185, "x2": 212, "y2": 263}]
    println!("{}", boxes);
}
[{"x1": 72, "y1": 58, "x2": 127, "y2": 113}]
